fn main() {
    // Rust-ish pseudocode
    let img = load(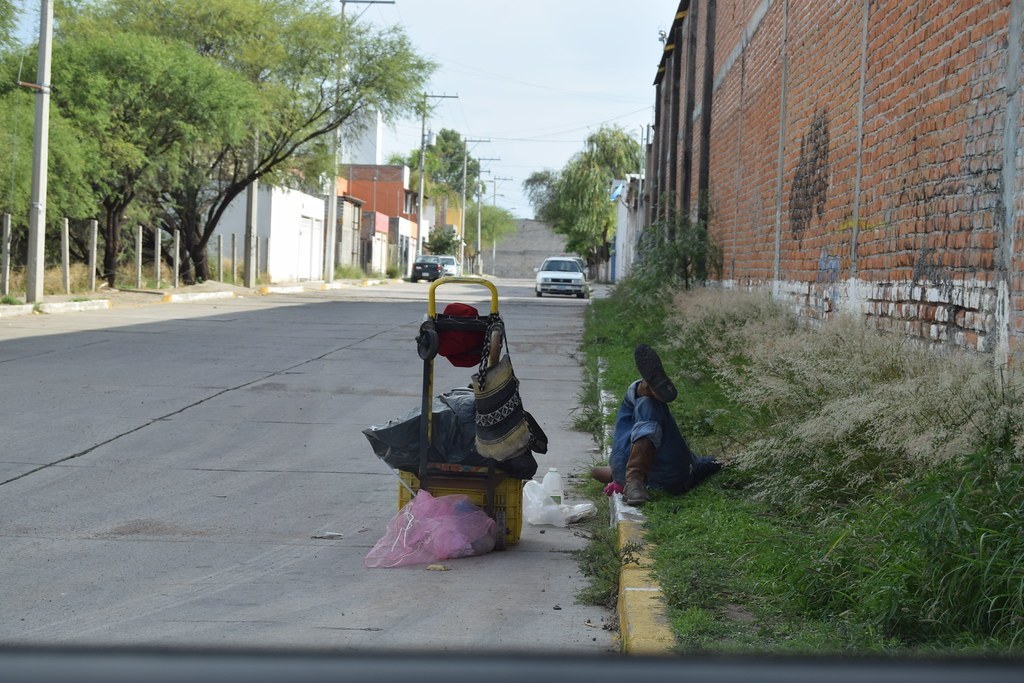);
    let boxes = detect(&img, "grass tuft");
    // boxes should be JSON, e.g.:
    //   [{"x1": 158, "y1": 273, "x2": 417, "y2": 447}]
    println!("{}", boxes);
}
[{"x1": 573, "y1": 268, "x2": 1024, "y2": 654}]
